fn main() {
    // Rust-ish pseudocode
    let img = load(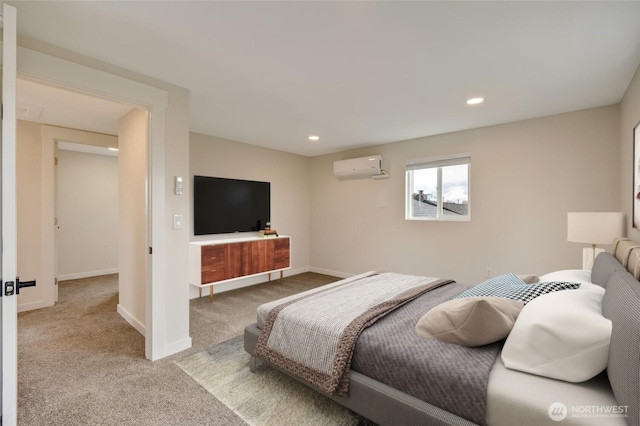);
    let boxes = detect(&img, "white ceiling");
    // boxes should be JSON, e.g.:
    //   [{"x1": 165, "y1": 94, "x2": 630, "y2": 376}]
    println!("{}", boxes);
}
[{"x1": 10, "y1": 1, "x2": 640, "y2": 157}]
